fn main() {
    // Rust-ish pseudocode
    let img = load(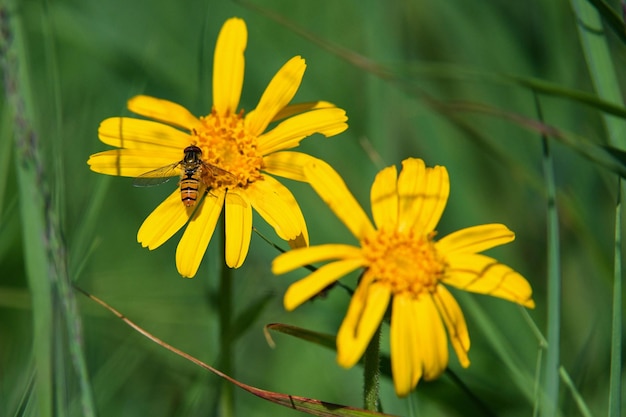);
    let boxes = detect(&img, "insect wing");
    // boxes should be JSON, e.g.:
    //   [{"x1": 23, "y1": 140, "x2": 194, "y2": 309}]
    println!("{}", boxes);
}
[
  {"x1": 133, "y1": 163, "x2": 181, "y2": 187},
  {"x1": 200, "y1": 162, "x2": 237, "y2": 184}
]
